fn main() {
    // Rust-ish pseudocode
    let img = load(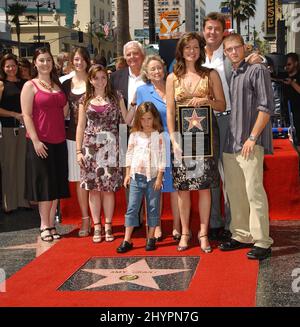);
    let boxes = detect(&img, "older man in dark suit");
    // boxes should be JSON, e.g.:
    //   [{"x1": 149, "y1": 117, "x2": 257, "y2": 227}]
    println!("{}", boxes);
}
[{"x1": 110, "y1": 41, "x2": 145, "y2": 108}]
